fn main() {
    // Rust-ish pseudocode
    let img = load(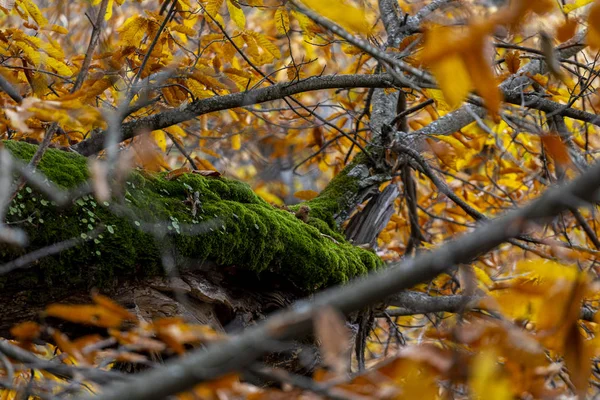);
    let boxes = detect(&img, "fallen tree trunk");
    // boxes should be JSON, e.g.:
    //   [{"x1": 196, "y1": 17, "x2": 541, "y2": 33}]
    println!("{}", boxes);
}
[{"x1": 0, "y1": 140, "x2": 384, "y2": 335}]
